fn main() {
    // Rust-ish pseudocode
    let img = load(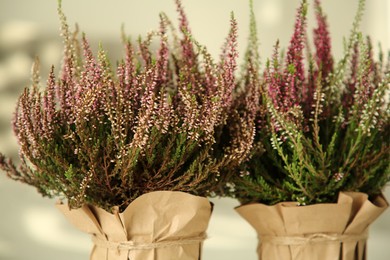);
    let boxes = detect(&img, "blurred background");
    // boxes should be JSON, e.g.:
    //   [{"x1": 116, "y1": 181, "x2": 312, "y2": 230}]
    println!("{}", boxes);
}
[{"x1": 0, "y1": 0, "x2": 389, "y2": 259}]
